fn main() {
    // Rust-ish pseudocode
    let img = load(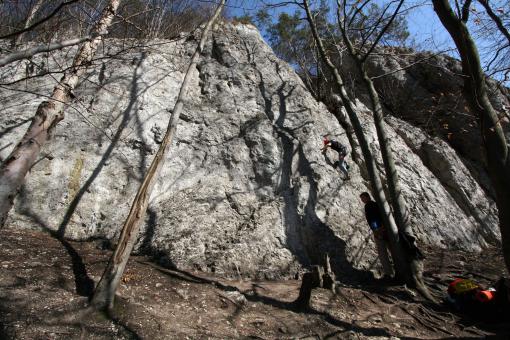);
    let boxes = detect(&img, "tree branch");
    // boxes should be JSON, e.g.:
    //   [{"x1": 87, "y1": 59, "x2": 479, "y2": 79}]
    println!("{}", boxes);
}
[
  {"x1": 358, "y1": 0, "x2": 400, "y2": 52},
  {"x1": 361, "y1": 0, "x2": 405, "y2": 62},
  {"x1": 348, "y1": 0, "x2": 372, "y2": 27},
  {"x1": 0, "y1": 35, "x2": 98, "y2": 68},
  {"x1": 478, "y1": 0, "x2": 510, "y2": 46},
  {"x1": 0, "y1": 0, "x2": 81, "y2": 40},
  {"x1": 461, "y1": 0, "x2": 473, "y2": 22}
]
